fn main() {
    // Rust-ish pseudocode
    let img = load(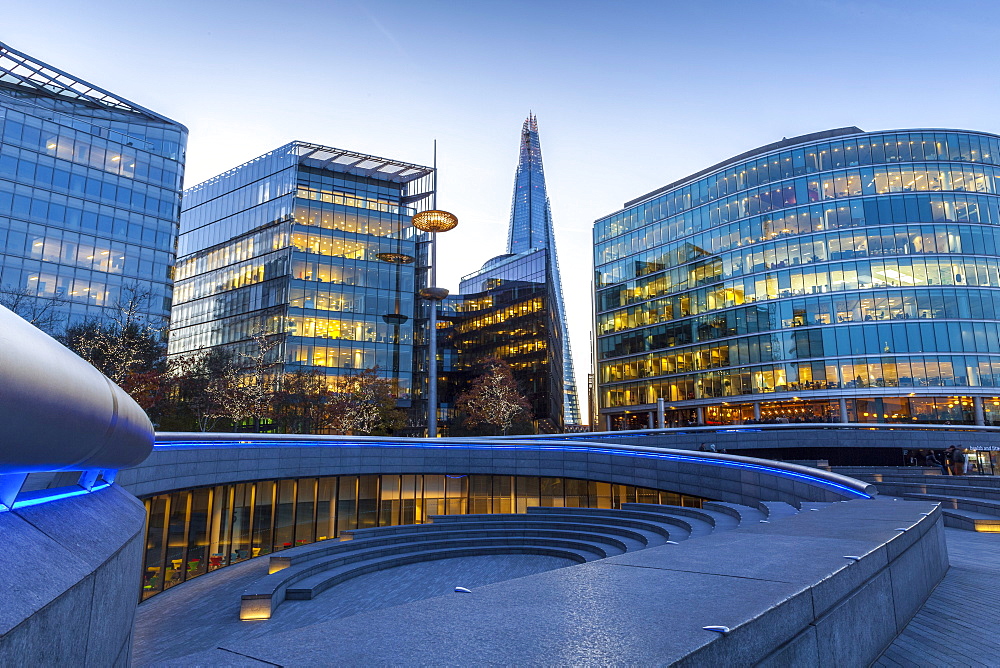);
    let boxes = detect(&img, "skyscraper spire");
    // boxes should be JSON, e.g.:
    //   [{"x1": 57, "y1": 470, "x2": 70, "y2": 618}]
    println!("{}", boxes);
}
[{"x1": 506, "y1": 114, "x2": 581, "y2": 424}]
